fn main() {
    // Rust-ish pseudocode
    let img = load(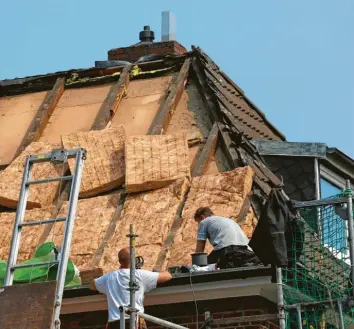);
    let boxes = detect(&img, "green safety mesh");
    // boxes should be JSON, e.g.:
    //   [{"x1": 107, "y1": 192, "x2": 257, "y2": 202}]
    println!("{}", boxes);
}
[{"x1": 283, "y1": 191, "x2": 354, "y2": 328}]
